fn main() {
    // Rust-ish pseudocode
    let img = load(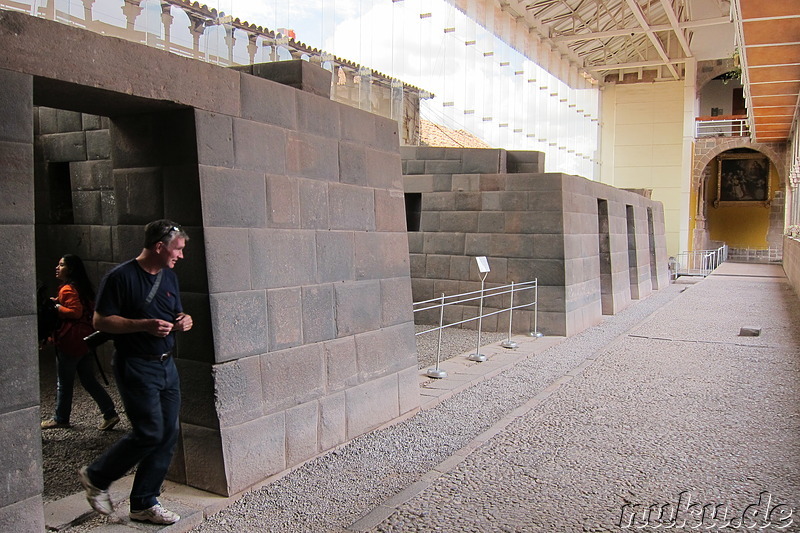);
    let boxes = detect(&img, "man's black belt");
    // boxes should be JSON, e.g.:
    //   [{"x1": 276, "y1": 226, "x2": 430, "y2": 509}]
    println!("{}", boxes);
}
[{"x1": 130, "y1": 351, "x2": 173, "y2": 362}]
